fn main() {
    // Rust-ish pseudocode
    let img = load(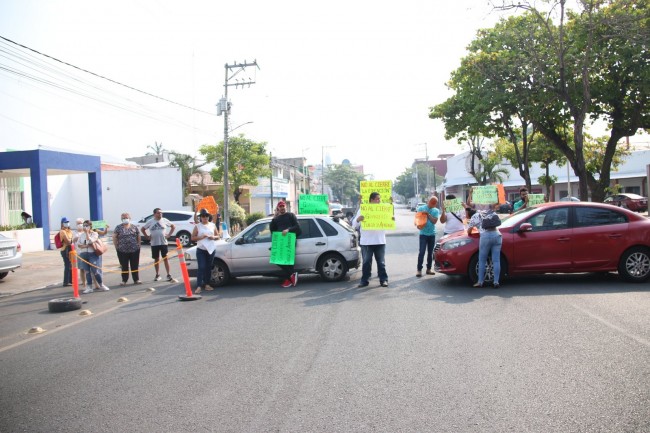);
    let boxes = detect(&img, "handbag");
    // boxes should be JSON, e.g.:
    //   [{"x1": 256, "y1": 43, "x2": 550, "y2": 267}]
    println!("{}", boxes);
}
[
  {"x1": 414, "y1": 211, "x2": 428, "y2": 230},
  {"x1": 92, "y1": 238, "x2": 107, "y2": 256}
]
